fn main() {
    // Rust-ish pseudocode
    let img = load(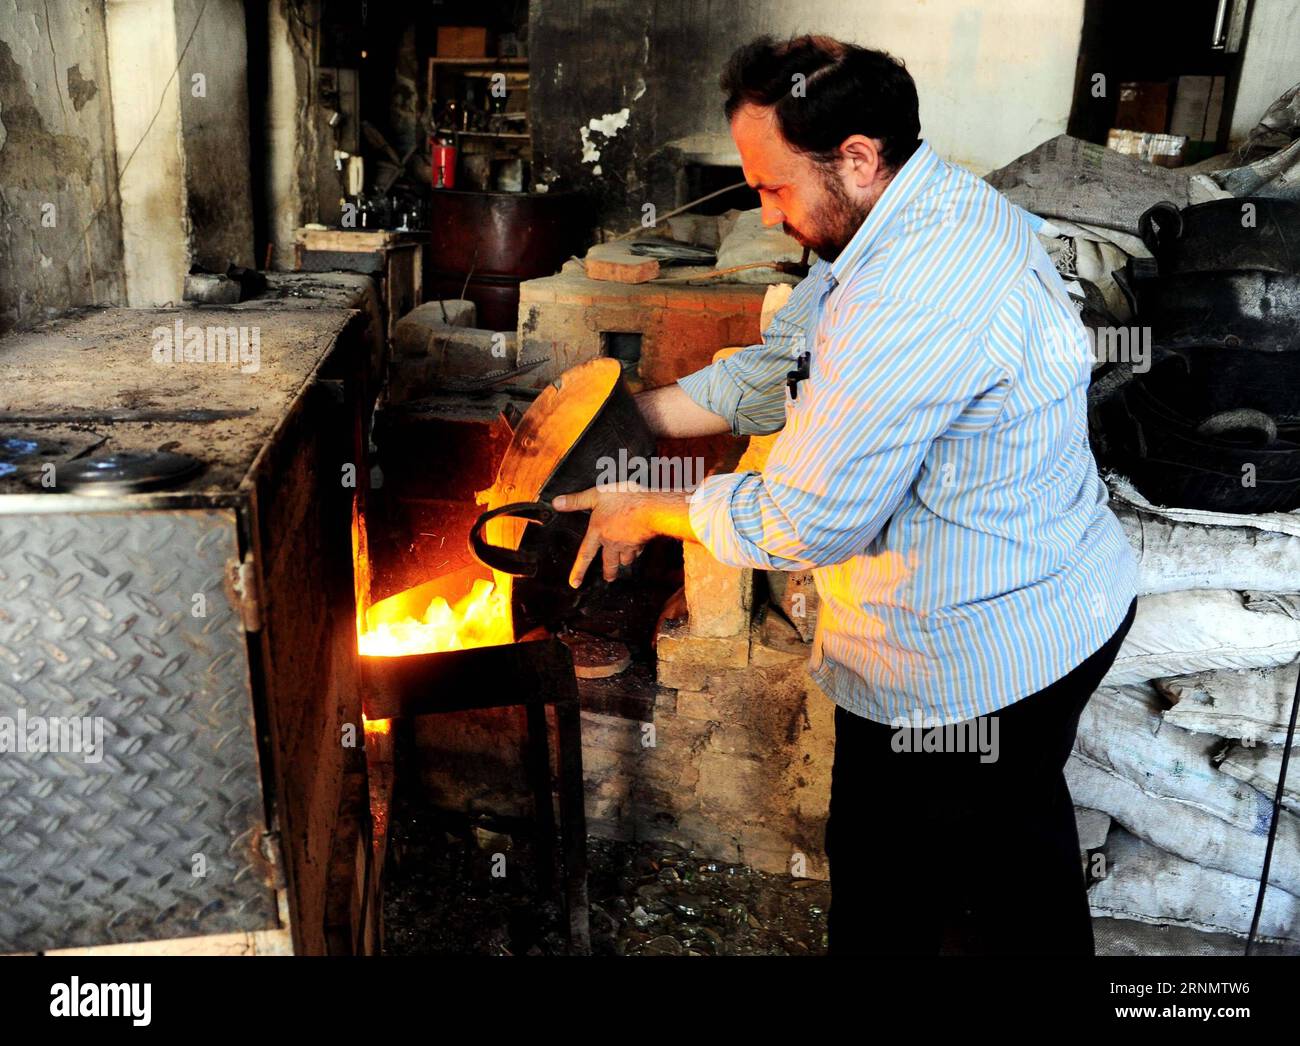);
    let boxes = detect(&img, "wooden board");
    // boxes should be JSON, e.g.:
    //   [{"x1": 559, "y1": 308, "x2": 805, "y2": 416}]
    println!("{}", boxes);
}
[
  {"x1": 385, "y1": 243, "x2": 423, "y2": 342},
  {"x1": 246, "y1": 334, "x2": 370, "y2": 955},
  {"x1": 38, "y1": 928, "x2": 293, "y2": 957},
  {"x1": 436, "y1": 26, "x2": 491, "y2": 58},
  {"x1": 295, "y1": 228, "x2": 426, "y2": 253}
]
